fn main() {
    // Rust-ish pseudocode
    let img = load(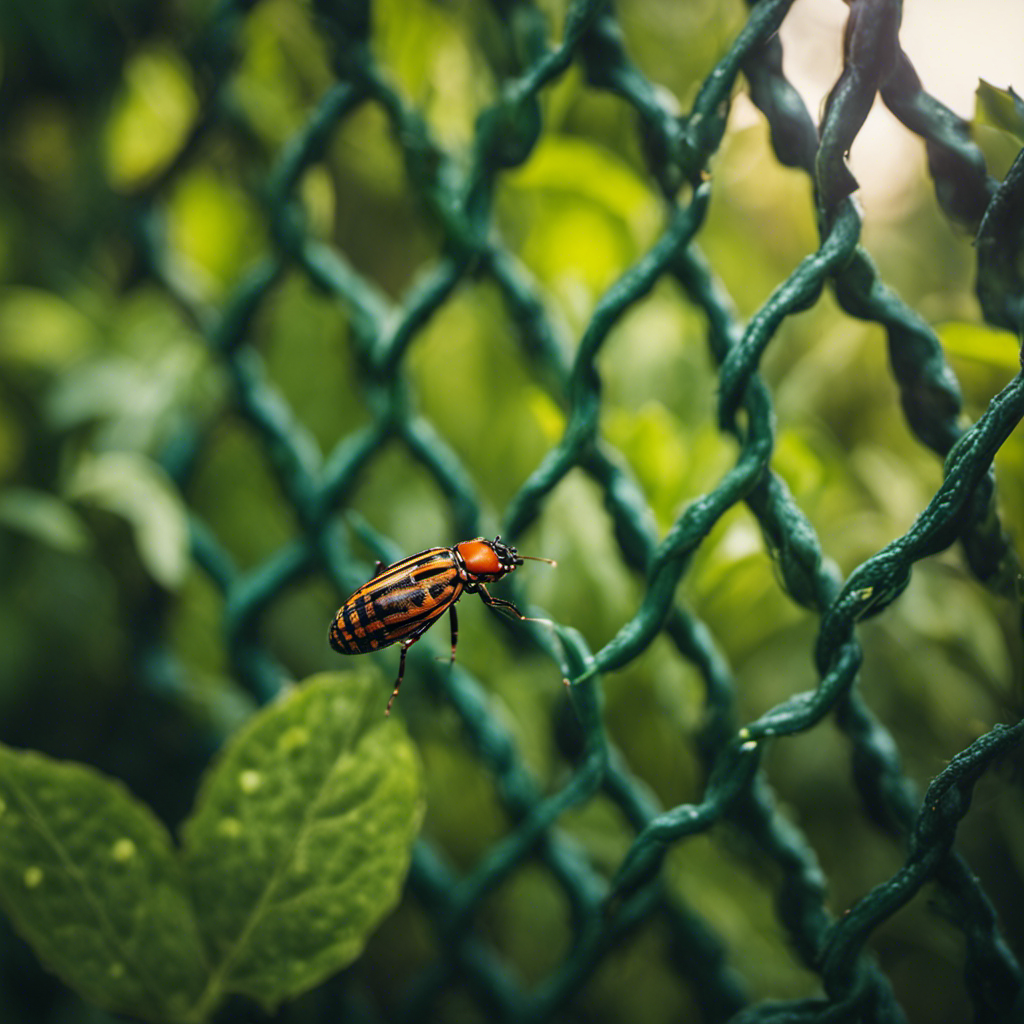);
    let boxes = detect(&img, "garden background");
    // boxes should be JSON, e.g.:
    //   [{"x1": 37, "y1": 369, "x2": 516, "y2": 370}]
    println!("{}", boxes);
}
[{"x1": 1, "y1": 1, "x2": 1024, "y2": 1022}]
